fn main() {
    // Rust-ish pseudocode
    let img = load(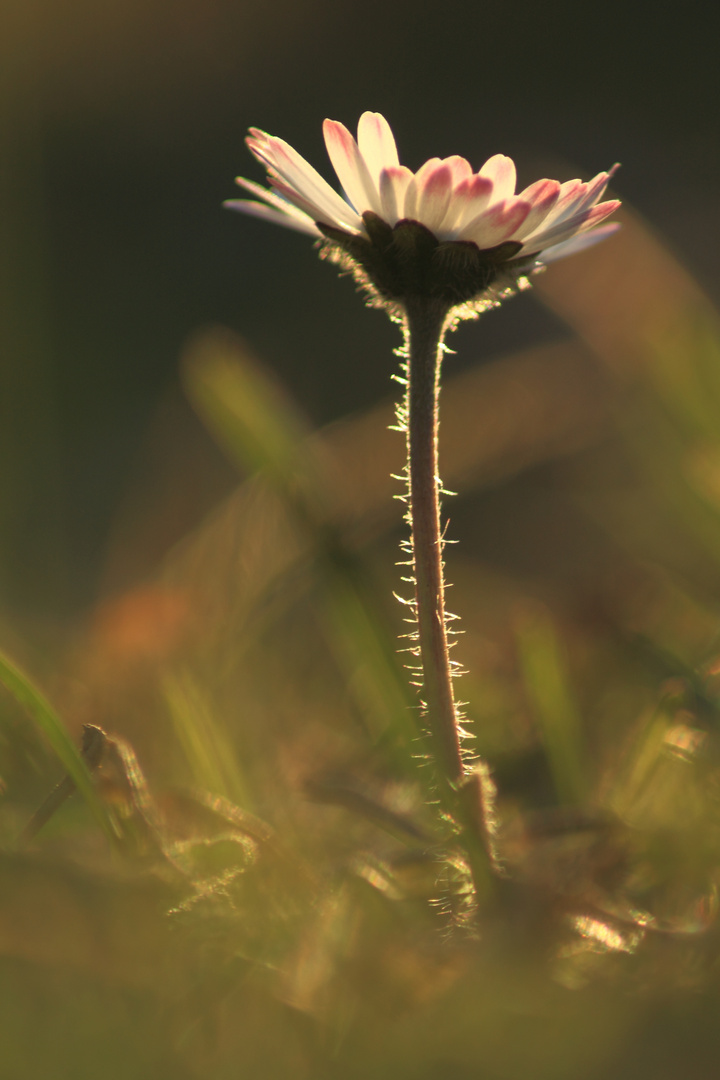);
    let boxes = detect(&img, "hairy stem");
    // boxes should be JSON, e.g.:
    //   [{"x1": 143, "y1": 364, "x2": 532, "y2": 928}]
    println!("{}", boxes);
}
[{"x1": 404, "y1": 295, "x2": 465, "y2": 788}]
